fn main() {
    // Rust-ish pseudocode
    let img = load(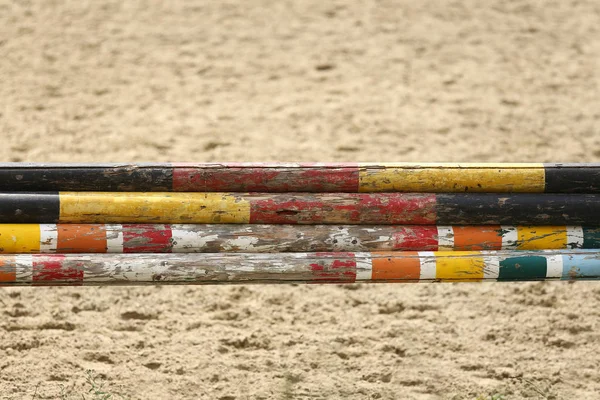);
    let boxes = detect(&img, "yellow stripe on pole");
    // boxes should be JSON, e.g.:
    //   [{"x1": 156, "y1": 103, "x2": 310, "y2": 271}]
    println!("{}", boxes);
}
[
  {"x1": 517, "y1": 226, "x2": 567, "y2": 250},
  {"x1": 58, "y1": 192, "x2": 251, "y2": 223},
  {"x1": 434, "y1": 251, "x2": 485, "y2": 281},
  {"x1": 0, "y1": 224, "x2": 40, "y2": 253},
  {"x1": 358, "y1": 163, "x2": 546, "y2": 192}
]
